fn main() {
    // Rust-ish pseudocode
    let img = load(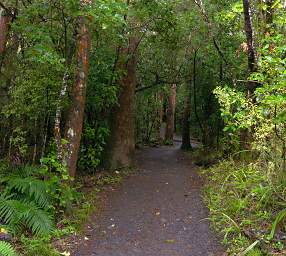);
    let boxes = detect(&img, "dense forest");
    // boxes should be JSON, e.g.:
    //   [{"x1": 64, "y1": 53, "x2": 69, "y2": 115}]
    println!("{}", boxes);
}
[{"x1": 0, "y1": 0, "x2": 285, "y2": 255}]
